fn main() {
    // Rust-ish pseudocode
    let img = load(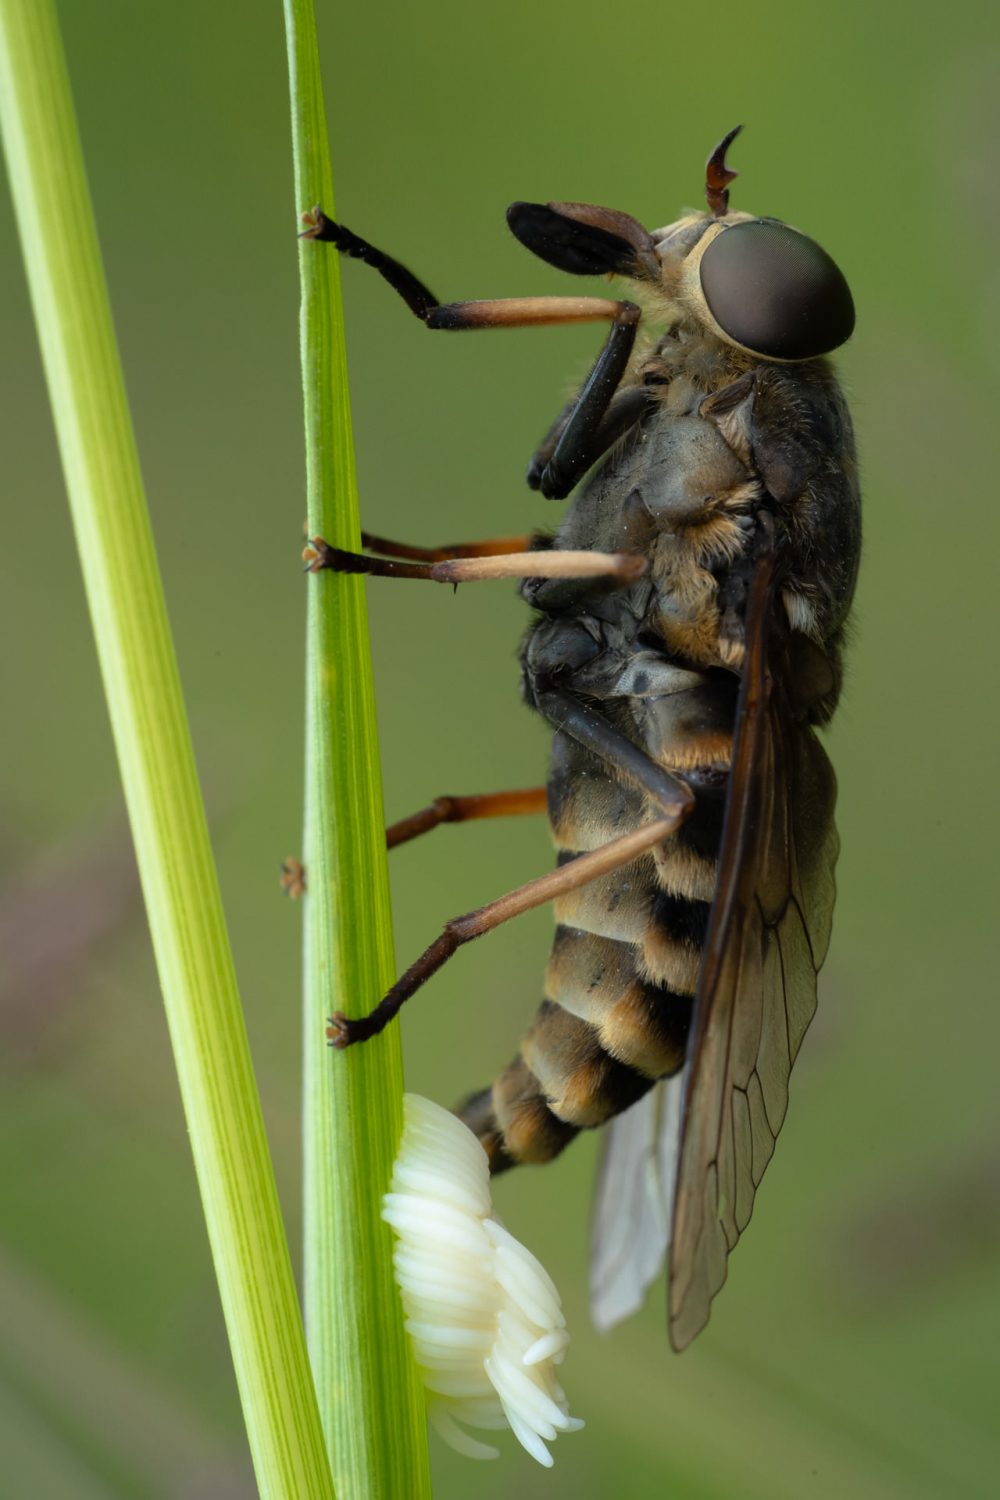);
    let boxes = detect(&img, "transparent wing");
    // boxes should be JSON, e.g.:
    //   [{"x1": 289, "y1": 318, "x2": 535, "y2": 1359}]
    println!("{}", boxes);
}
[
  {"x1": 590, "y1": 1071, "x2": 686, "y2": 1332},
  {"x1": 667, "y1": 544, "x2": 839, "y2": 1352}
]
